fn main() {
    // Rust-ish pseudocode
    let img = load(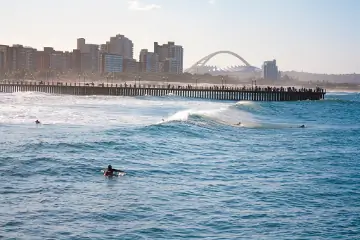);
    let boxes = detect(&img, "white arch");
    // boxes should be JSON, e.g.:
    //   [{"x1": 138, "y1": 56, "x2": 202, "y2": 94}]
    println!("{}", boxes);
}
[{"x1": 188, "y1": 51, "x2": 251, "y2": 72}]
